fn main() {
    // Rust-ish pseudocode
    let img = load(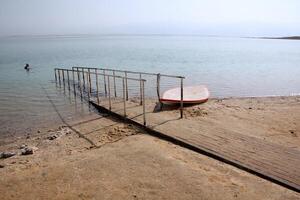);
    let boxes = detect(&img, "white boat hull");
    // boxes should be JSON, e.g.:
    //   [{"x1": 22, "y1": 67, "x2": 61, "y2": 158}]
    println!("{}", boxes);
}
[{"x1": 160, "y1": 85, "x2": 209, "y2": 105}]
